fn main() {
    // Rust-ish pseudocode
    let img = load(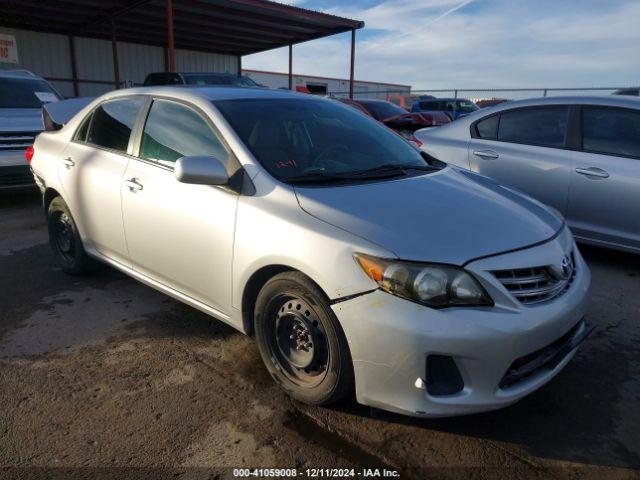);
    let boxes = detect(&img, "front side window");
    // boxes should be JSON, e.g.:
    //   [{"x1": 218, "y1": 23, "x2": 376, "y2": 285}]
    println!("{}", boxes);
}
[
  {"x1": 498, "y1": 107, "x2": 568, "y2": 148},
  {"x1": 139, "y1": 99, "x2": 229, "y2": 167},
  {"x1": 582, "y1": 107, "x2": 640, "y2": 158},
  {"x1": 0, "y1": 77, "x2": 61, "y2": 108},
  {"x1": 214, "y1": 97, "x2": 429, "y2": 182},
  {"x1": 85, "y1": 98, "x2": 144, "y2": 152}
]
